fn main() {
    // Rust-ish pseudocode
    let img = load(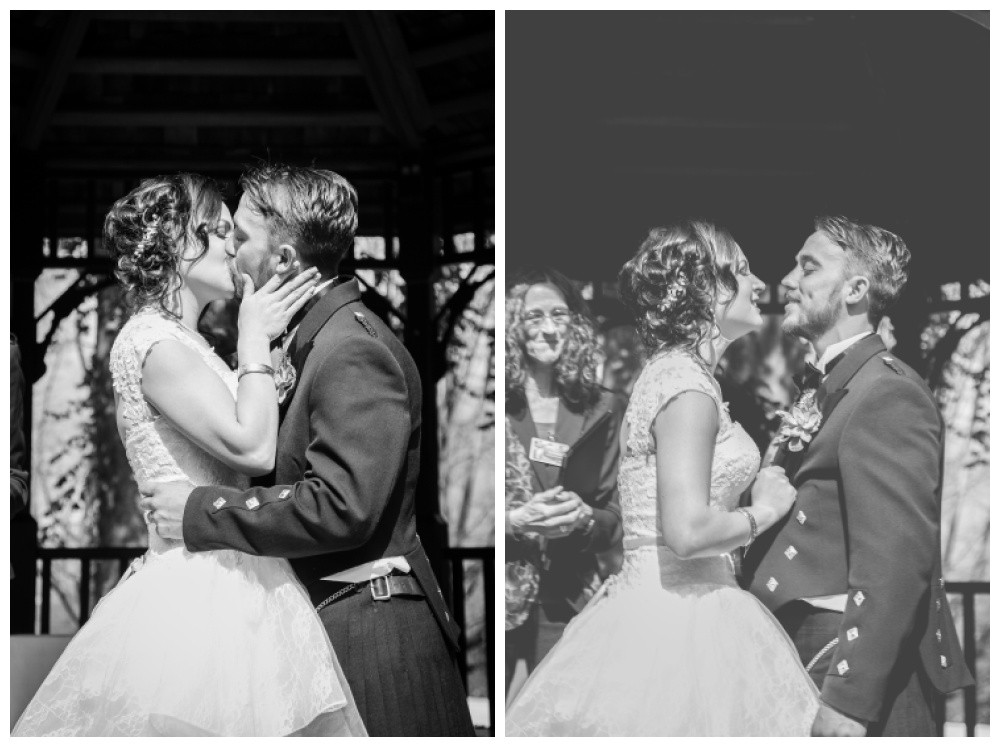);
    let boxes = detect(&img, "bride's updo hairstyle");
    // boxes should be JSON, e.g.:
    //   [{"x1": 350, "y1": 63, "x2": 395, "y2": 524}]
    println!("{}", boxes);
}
[
  {"x1": 104, "y1": 173, "x2": 223, "y2": 314},
  {"x1": 618, "y1": 220, "x2": 742, "y2": 352}
]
